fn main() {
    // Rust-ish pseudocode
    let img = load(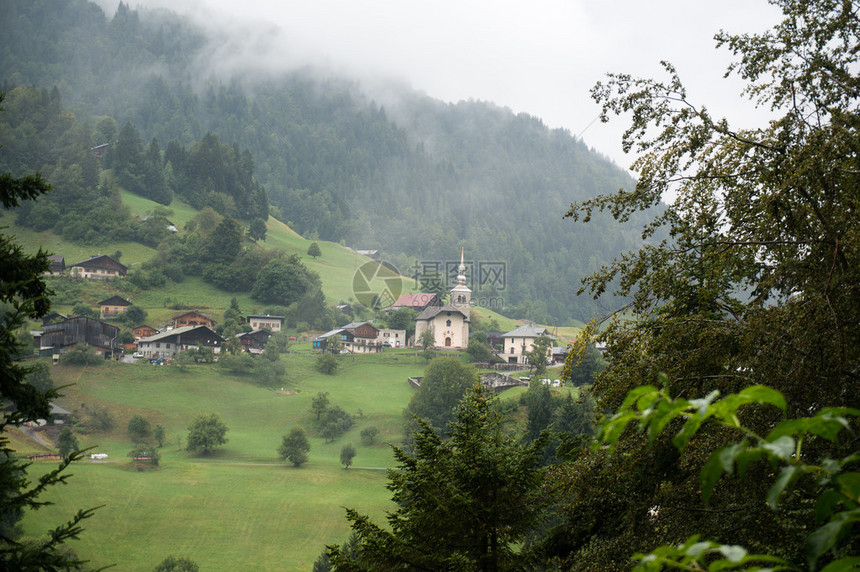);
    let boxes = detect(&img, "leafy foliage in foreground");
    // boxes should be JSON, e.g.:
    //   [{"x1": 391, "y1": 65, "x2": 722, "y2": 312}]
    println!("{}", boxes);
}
[
  {"x1": 553, "y1": 0, "x2": 860, "y2": 568},
  {"x1": 599, "y1": 381, "x2": 859, "y2": 571}
]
